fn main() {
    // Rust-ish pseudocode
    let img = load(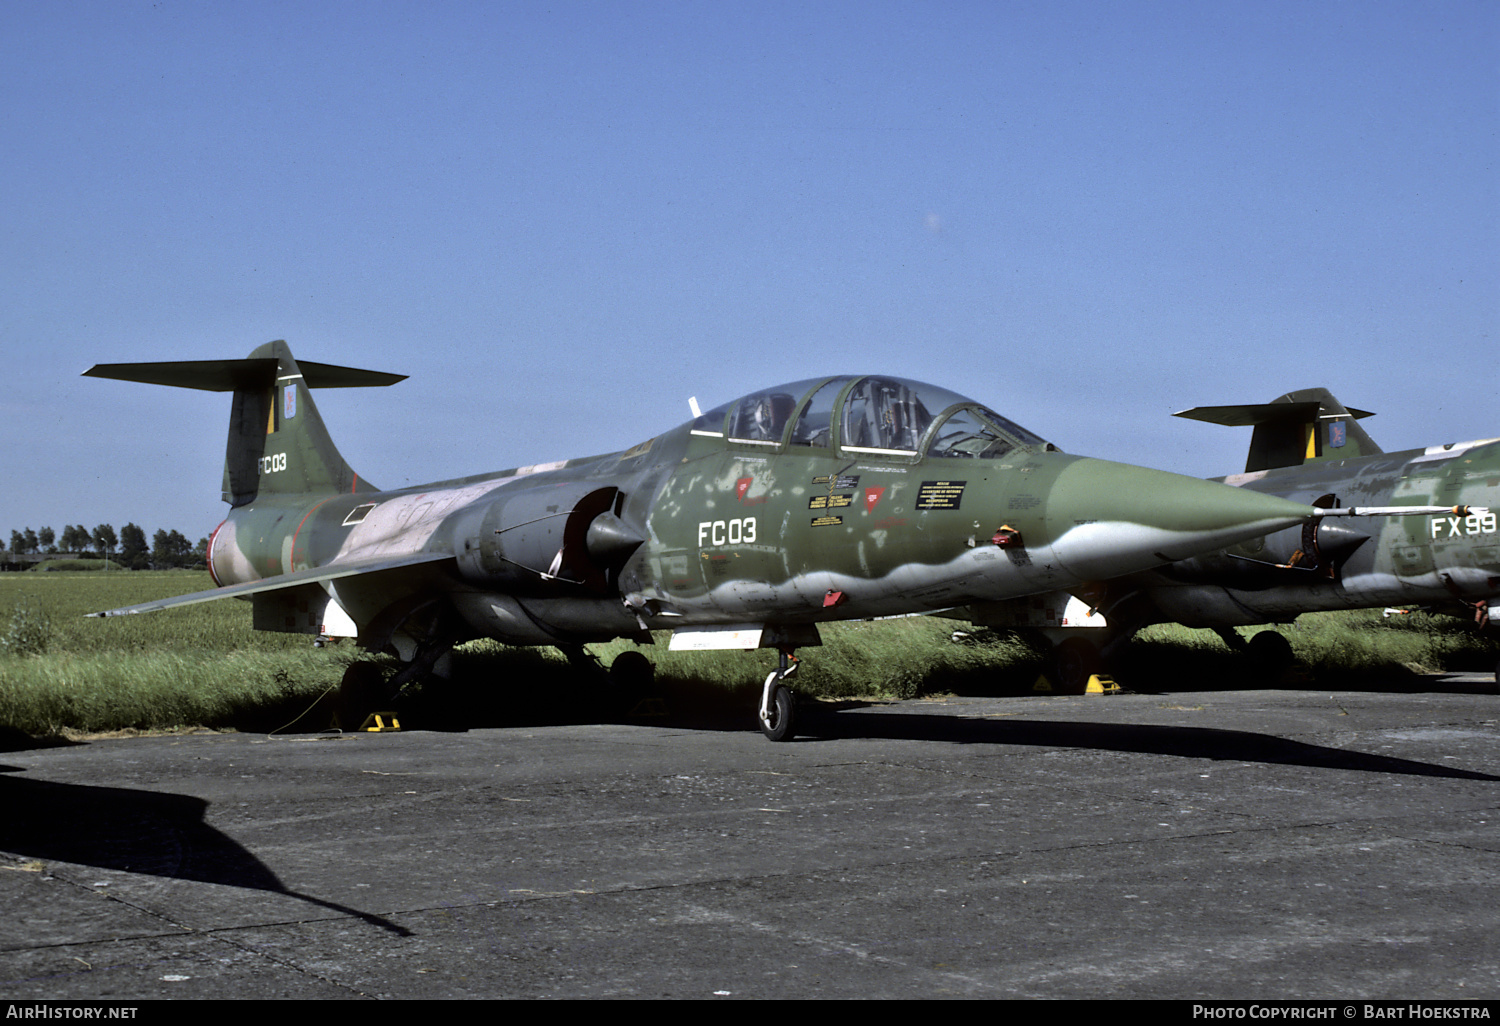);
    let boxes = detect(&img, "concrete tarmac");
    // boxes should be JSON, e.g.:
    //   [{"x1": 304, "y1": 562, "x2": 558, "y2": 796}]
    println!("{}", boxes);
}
[{"x1": 2, "y1": 678, "x2": 1498, "y2": 1000}]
